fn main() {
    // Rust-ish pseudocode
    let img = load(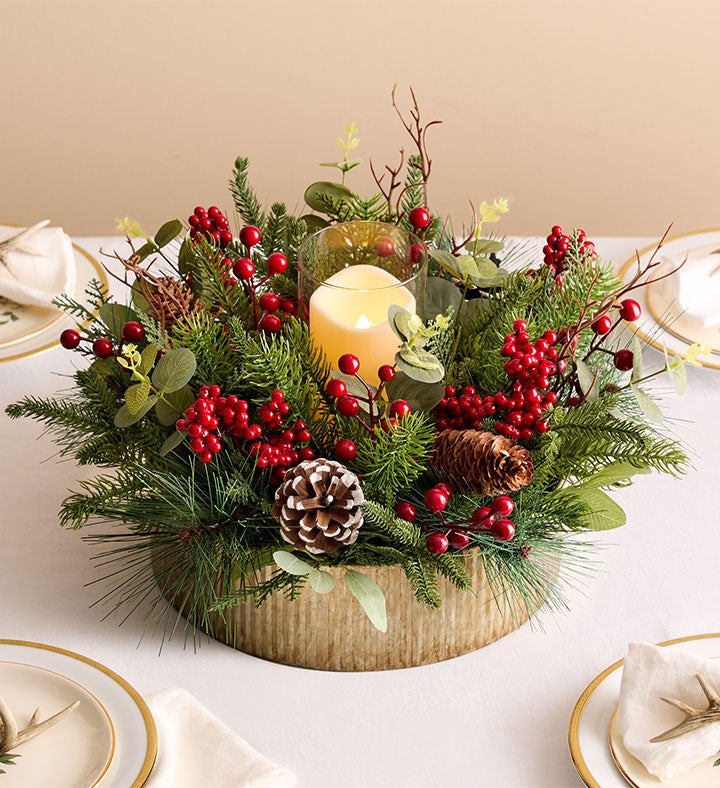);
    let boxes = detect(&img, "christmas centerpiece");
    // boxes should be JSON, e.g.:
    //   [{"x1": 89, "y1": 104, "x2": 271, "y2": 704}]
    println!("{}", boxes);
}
[{"x1": 7, "y1": 90, "x2": 697, "y2": 670}]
